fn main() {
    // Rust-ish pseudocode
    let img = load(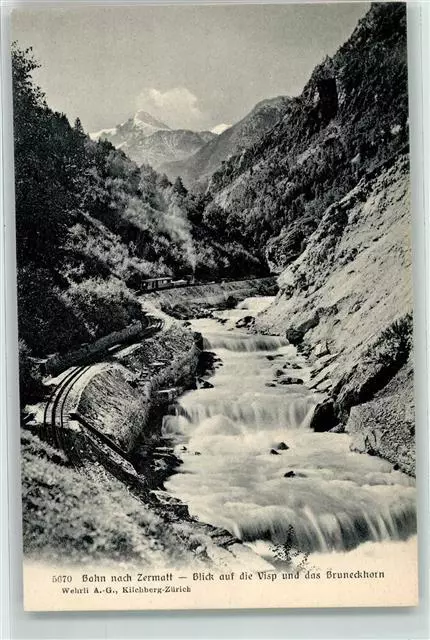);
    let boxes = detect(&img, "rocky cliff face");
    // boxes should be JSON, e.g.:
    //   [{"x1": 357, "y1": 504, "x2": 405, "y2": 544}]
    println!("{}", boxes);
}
[{"x1": 255, "y1": 155, "x2": 414, "y2": 474}]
